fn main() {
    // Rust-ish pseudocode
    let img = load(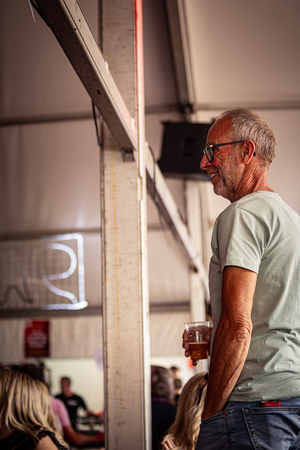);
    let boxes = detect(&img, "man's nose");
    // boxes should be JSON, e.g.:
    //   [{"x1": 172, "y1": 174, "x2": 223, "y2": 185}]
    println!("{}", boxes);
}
[{"x1": 200, "y1": 154, "x2": 210, "y2": 170}]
